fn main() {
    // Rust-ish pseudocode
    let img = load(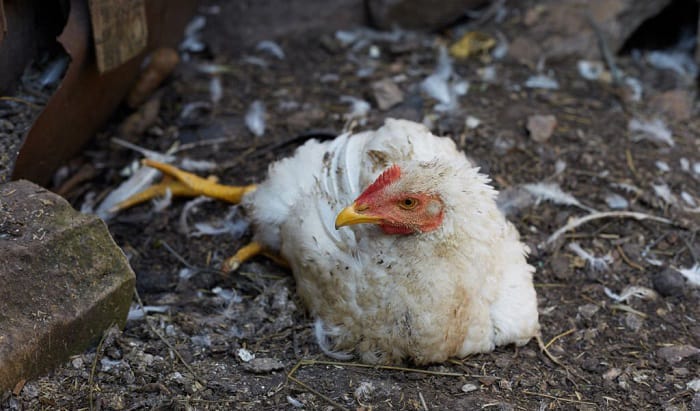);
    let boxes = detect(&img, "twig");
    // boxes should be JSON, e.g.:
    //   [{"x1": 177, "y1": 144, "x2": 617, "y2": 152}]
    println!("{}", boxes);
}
[
  {"x1": 609, "y1": 304, "x2": 647, "y2": 318},
  {"x1": 585, "y1": 11, "x2": 621, "y2": 84},
  {"x1": 0, "y1": 96, "x2": 42, "y2": 109},
  {"x1": 535, "y1": 334, "x2": 565, "y2": 369},
  {"x1": 287, "y1": 357, "x2": 498, "y2": 410},
  {"x1": 544, "y1": 328, "x2": 576, "y2": 350},
  {"x1": 616, "y1": 244, "x2": 644, "y2": 271},
  {"x1": 161, "y1": 240, "x2": 222, "y2": 276},
  {"x1": 133, "y1": 288, "x2": 205, "y2": 386},
  {"x1": 544, "y1": 211, "x2": 675, "y2": 248},
  {"x1": 625, "y1": 149, "x2": 640, "y2": 180},
  {"x1": 287, "y1": 360, "x2": 350, "y2": 410},
  {"x1": 295, "y1": 358, "x2": 478, "y2": 378},
  {"x1": 523, "y1": 390, "x2": 597, "y2": 406},
  {"x1": 89, "y1": 323, "x2": 116, "y2": 411},
  {"x1": 418, "y1": 391, "x2": 428, "y2": 411}
]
